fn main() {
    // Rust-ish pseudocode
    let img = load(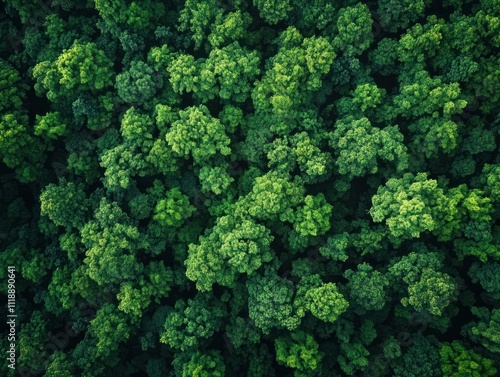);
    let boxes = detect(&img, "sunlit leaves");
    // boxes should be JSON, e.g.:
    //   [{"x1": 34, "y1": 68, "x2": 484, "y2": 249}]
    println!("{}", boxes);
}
[
  {"x1": 166, "y1": 105, "x2": 231, "y2": 163},
  {"x1": 153, "y1": 187, "x2": 196, "y2": 228}
]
